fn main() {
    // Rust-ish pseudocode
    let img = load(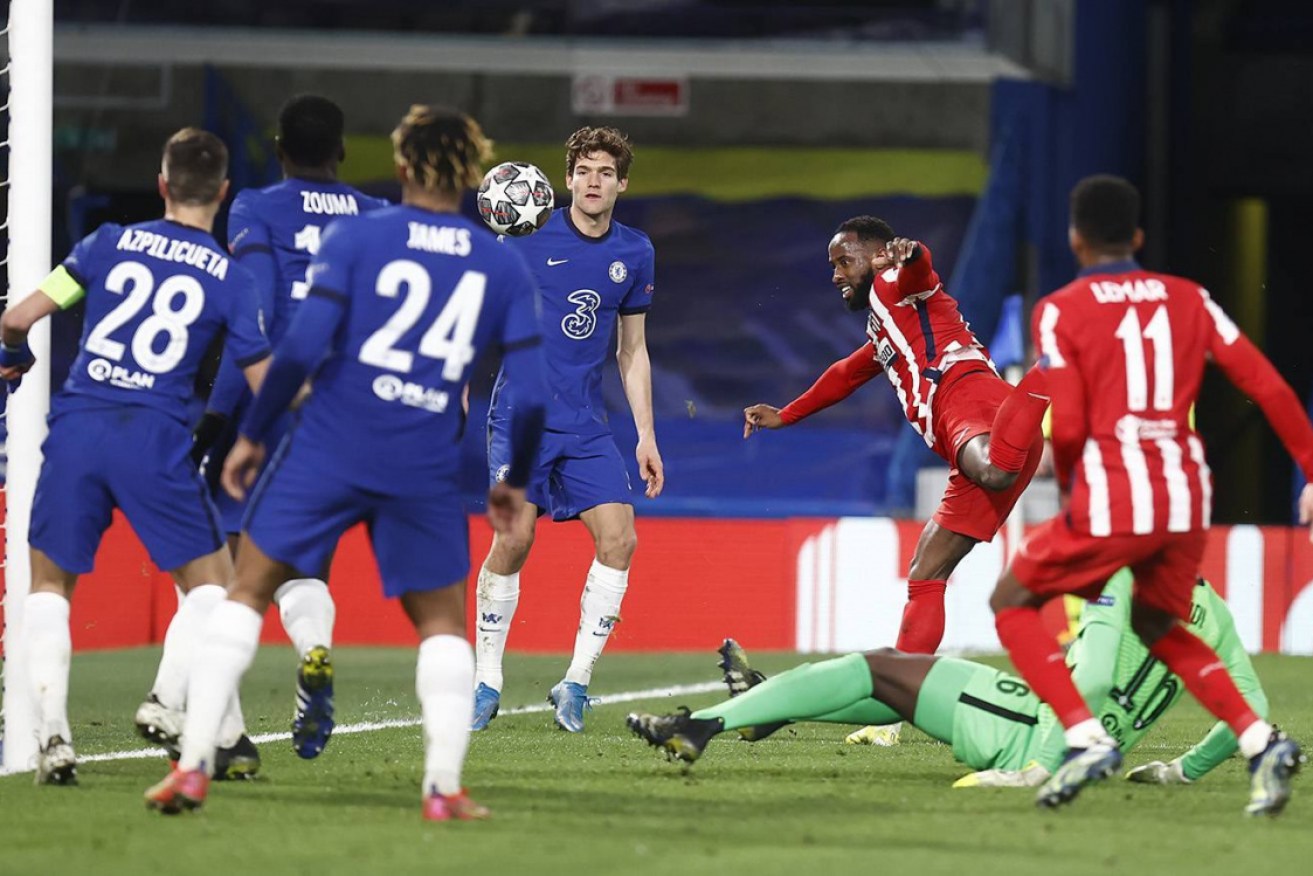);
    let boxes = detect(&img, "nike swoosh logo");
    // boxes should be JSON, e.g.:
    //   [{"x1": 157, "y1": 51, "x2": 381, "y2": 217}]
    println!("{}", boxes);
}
[{"x1": 547, "y1": 258, "x2": 569, "y2": 266}]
